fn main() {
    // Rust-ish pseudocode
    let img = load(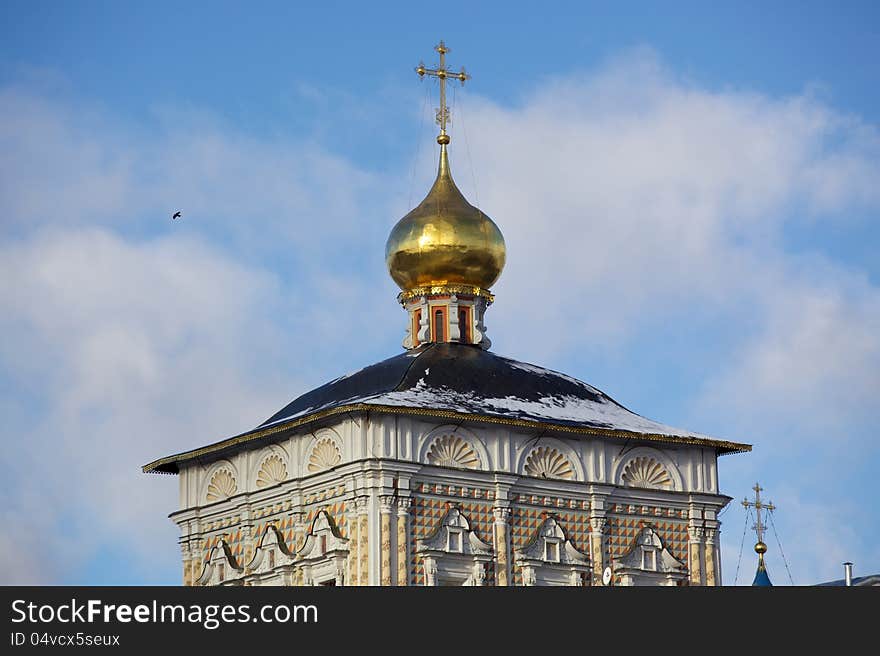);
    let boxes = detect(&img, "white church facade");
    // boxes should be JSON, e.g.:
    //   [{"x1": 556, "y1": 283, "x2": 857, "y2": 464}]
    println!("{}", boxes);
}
[{"x1": 144, "y1": 42, "x2": 750, "y2": 587}]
